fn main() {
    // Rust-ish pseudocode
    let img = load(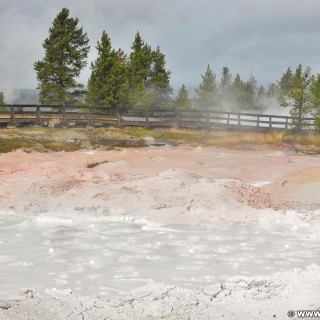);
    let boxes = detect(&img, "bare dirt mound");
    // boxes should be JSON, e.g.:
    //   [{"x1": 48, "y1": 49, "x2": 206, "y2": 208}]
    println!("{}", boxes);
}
[{"x1": 228, "y1": 166, "x2": 320, "y2": 211}]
